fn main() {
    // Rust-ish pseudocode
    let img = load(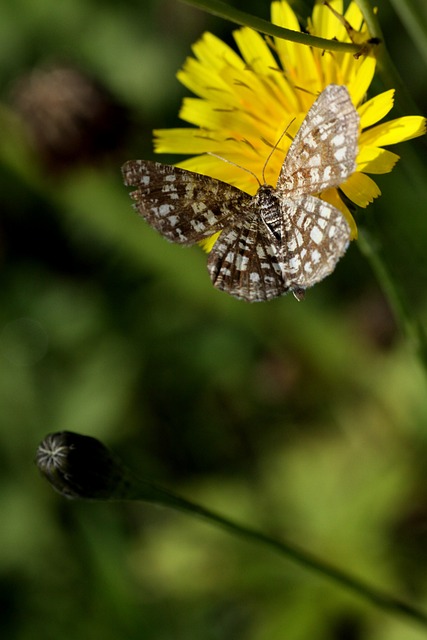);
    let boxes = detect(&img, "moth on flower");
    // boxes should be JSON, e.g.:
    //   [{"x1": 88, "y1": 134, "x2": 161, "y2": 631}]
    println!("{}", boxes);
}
[
  {"x1": 123, "y1": 85, "x2": 358, "y2": 302},
  {"x1": 123, "y1": 0, "x2": 426, "y2": 302}
]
